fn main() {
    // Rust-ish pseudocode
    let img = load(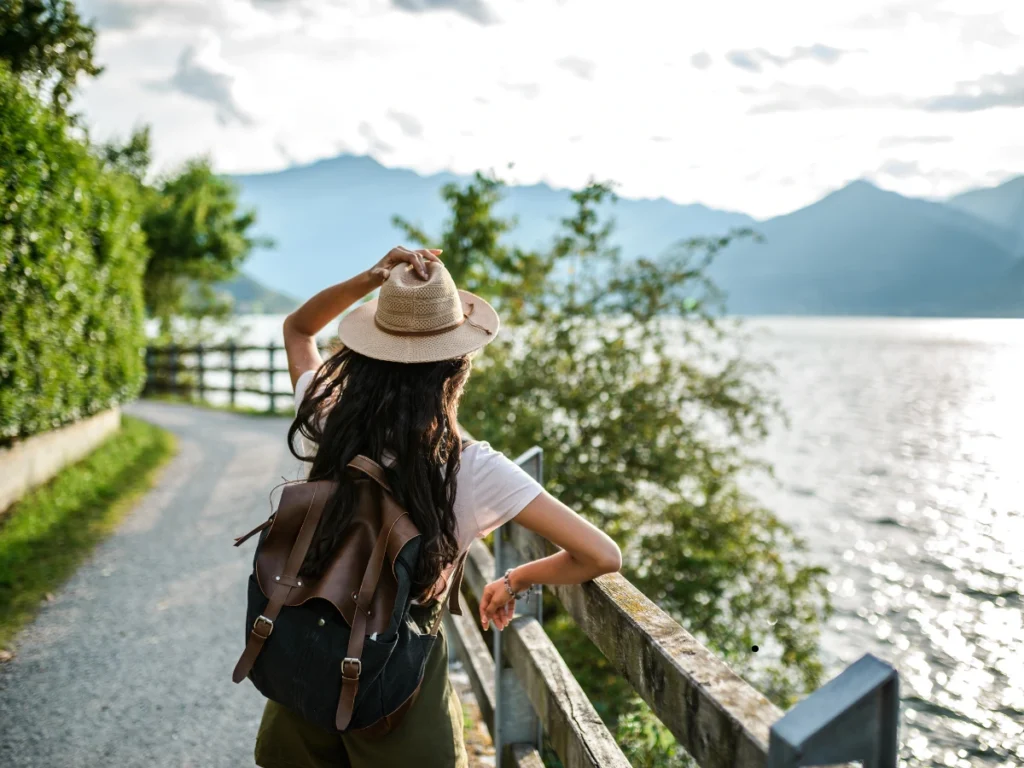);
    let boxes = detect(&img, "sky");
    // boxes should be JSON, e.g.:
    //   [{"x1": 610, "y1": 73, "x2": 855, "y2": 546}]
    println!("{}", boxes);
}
[{"x1": 76, "y1": 0, "x2": 1024, "y2": 219}]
